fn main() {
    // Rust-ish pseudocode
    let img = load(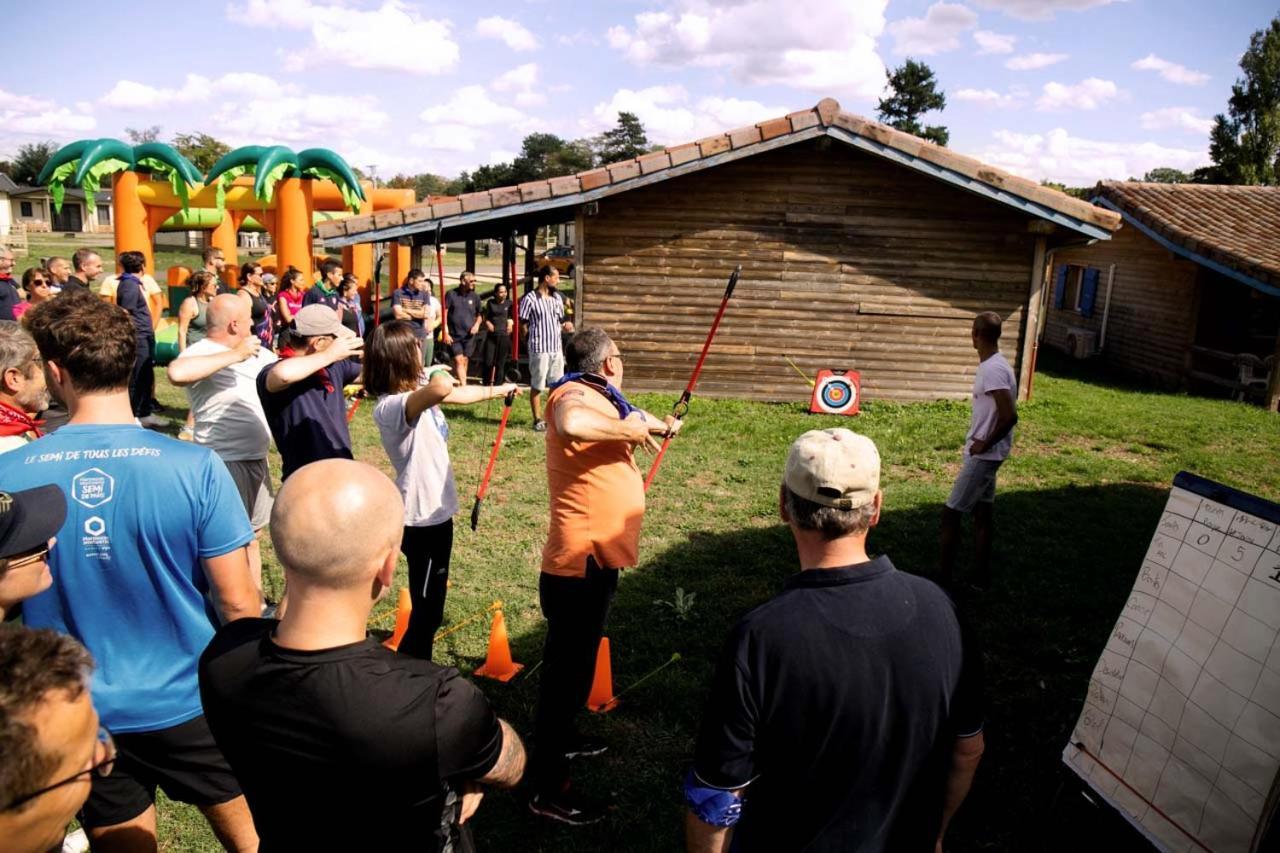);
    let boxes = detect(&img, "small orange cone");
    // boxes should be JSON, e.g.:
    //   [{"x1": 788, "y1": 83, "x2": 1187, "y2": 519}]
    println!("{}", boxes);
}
[
  {"x1": 587, "y1": 637, "x2": 619, "y2": 713},
  {"x1": 475, "y1": 609, "x2": 523, "y2": 682},
  {"x1": 382, "y1": 589, "x2": 412, "y2": 651}
]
